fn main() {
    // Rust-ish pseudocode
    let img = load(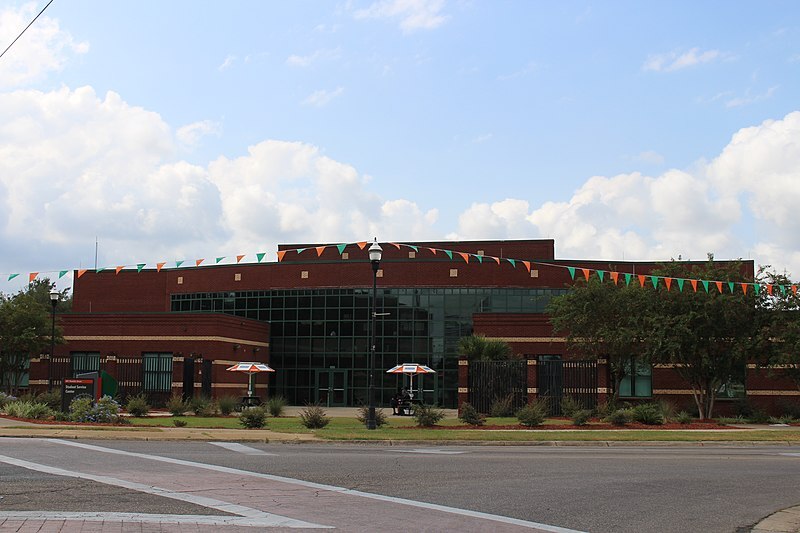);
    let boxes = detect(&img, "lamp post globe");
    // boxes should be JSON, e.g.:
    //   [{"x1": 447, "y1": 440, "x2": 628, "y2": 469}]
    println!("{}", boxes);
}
[
  {"x1": 48, "y1": 289, "x2": 60, "y2": 391},
  {"x1": 367, "y1": 238, "x2": 382, "y2": 430}
]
